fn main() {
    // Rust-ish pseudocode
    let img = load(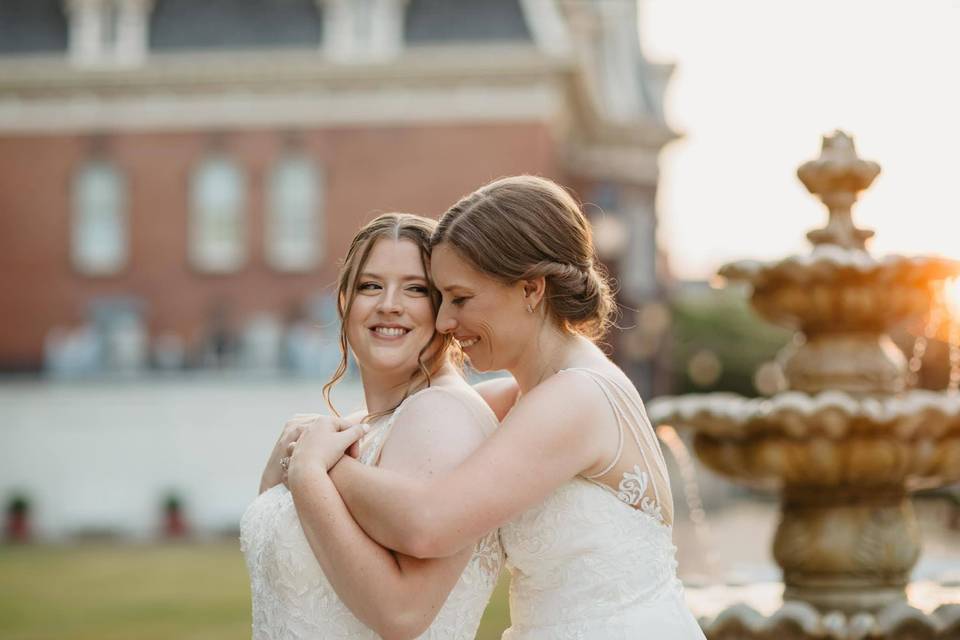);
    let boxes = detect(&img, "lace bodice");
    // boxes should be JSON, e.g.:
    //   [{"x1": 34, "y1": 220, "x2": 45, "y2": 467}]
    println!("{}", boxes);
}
[
  {"x1": 240, "y1": 390, "x2": 503, "y2": 639},
  {"x1": 499, "y1": 368, "x2": 705, "y2": 639}
]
